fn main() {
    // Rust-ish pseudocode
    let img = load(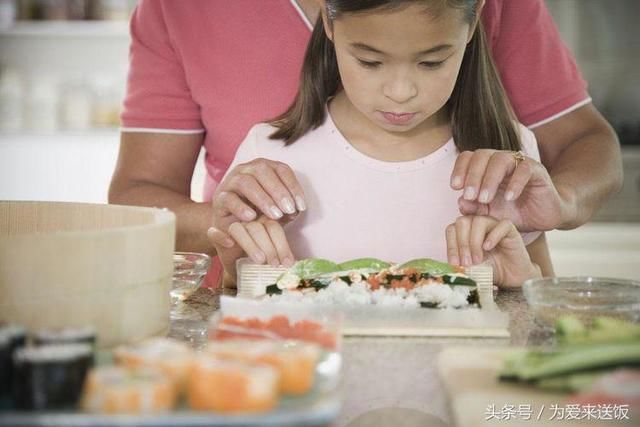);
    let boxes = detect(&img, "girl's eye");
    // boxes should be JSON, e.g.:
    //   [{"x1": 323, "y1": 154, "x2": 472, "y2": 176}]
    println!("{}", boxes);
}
[
  {"x1": 420, "y1": 60, "x2": 445, "y2": 69},
  {"x1": 357, "y1": 59, "x2": 381, "y2": 69}
]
